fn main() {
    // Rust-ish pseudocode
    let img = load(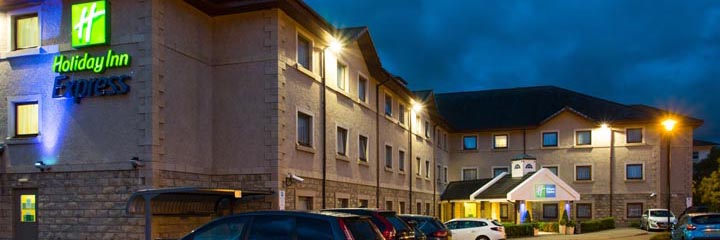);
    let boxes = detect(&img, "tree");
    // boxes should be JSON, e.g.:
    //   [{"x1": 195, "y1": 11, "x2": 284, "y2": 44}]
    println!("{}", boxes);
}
[
  {"x1": 694, "y1": 147, "x2": 720, "y2": 210},
  {"x1": 693, "y1": 147, "x2": 720, "y2": 182}
]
